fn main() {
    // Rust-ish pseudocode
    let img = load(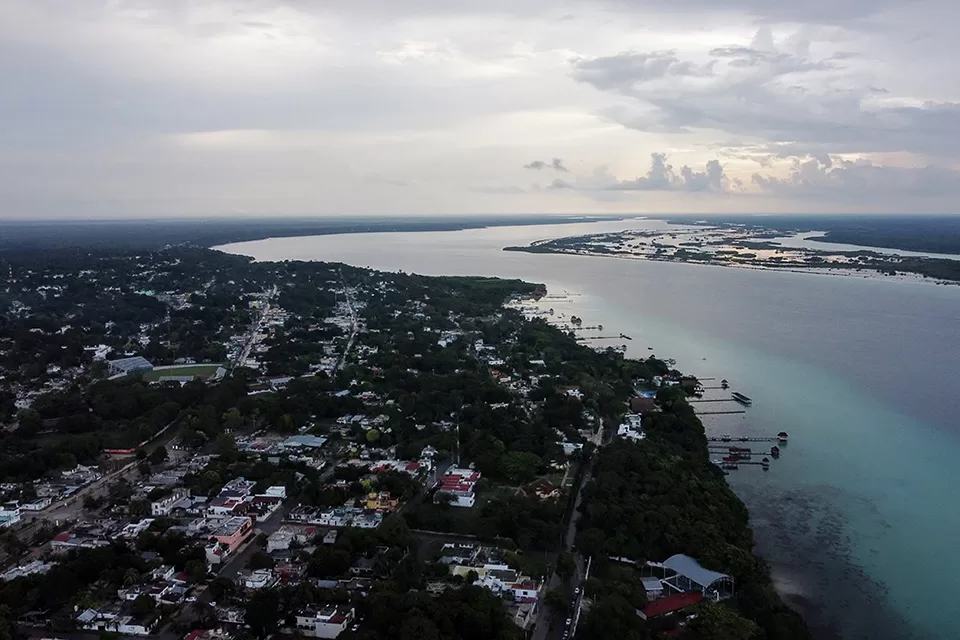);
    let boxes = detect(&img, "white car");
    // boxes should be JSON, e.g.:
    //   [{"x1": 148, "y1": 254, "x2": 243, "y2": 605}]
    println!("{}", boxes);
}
[{"x1": 185, "y1": 596, "x2": 197, "y2": 603}]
